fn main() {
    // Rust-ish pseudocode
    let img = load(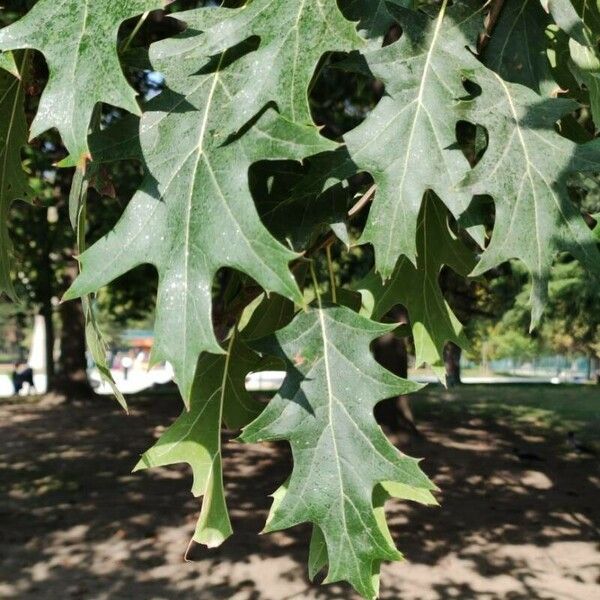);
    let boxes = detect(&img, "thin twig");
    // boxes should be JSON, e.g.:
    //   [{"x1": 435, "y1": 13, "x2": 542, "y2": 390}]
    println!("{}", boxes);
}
[
  {"x1": 227, "y1": 183, "x2": 378, "y2": 318},
  {"x1": 348, "y1": 184, "x2": 376, "y2": 217},
  {"x1": 326, "y1": 245, "x2": 337, "y2": 304},
  {"x1": 300, "y1": 183, "x2": 377, "y2": 258},
  {"x1": 121, "y1": 11, "x2": 150, "y2": 53},
  {"x1": 478, "y1": 0, "x2": 506, "y2": 54},
  {"x1": 310, "y1": 261, "x2": 323, "y2": 309}
]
